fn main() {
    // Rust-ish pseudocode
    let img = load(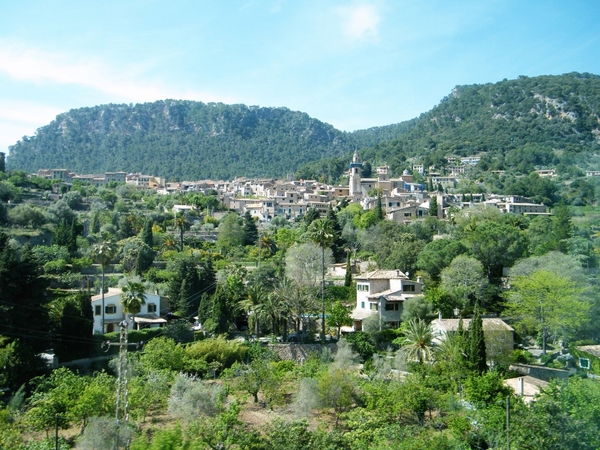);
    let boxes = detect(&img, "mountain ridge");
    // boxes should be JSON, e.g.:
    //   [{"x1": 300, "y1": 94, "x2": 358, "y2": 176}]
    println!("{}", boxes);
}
[{"x1": 7, "y1": 72, "x2": 600, "y2": 181}]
